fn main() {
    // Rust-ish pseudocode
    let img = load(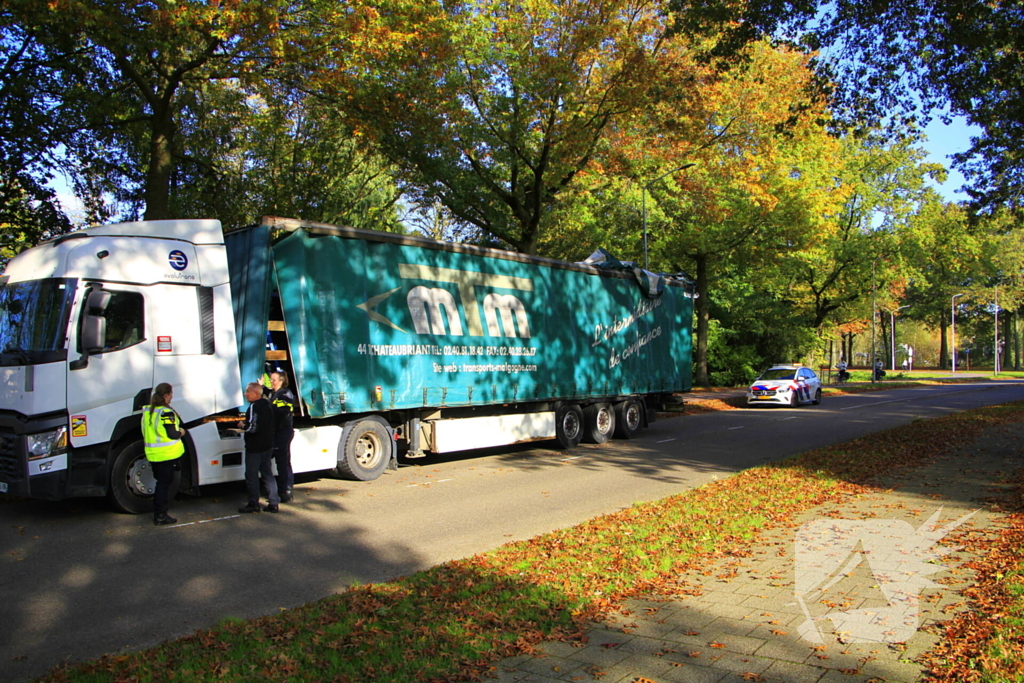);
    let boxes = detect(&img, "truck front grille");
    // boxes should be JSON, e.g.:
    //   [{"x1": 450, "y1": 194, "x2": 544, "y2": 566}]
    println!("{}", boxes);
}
[{"x1": 0, "y1": 429, "x2": 22, "y2": 482}]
